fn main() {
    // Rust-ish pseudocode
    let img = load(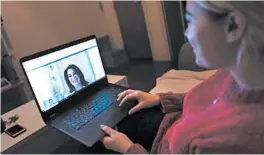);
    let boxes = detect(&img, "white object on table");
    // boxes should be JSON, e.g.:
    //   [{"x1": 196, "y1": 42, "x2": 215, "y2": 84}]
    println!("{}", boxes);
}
[{"x1": 1, "y1": 75, "x2": 128, "y2": 152}]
